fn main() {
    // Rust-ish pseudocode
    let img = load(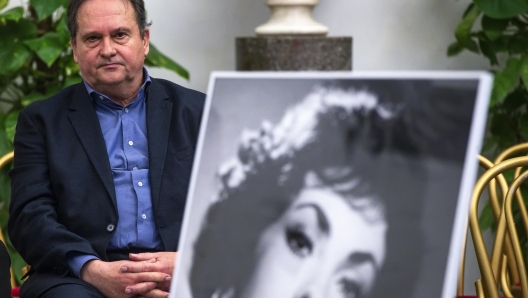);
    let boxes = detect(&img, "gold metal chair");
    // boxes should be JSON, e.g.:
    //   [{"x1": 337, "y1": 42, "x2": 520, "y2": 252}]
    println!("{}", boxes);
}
[
  {"x1": 493, "y1": 143, "x2": 528, "y2": 297},
  {"x1": 470, "y1": 156, "x2": 528, "y2": 298},
  {"x1": 503, "y1": 167, "x2": 528, "y2": 298},
  {"x1": 458, "y1": 155, "x2": 497, "y2": 297},
  {"x1": 0, "y1": 151, "x2": 16, "y2": 293}
]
